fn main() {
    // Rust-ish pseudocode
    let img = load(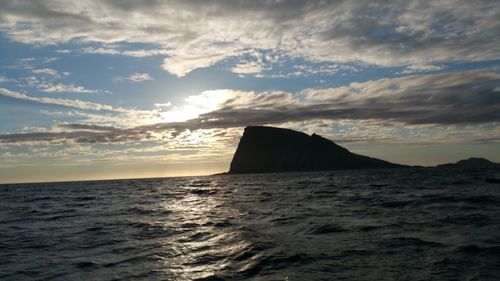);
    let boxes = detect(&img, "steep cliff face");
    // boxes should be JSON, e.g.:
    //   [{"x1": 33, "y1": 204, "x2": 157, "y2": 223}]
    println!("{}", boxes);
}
[{"x1": 229, "y1": 126, "x2": 403, "y2": 174}]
